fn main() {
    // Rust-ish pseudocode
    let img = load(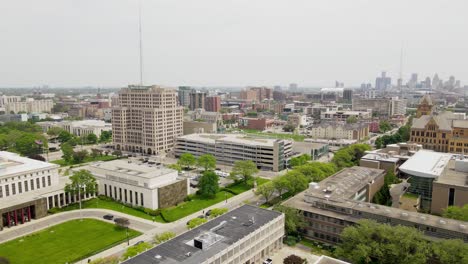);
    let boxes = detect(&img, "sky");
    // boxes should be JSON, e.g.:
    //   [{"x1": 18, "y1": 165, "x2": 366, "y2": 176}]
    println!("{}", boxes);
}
[{"x1": 0, "y1": 0, "x2": 467, "y2": 88}]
